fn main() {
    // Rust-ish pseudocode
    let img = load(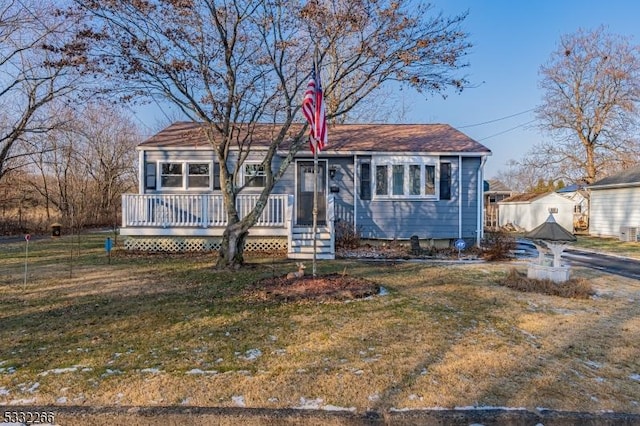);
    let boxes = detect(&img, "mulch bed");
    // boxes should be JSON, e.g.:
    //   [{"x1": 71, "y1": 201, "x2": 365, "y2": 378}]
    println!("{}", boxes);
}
[{"x1": 248, "y1": 273, "x2": 380, "y2": 302}]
